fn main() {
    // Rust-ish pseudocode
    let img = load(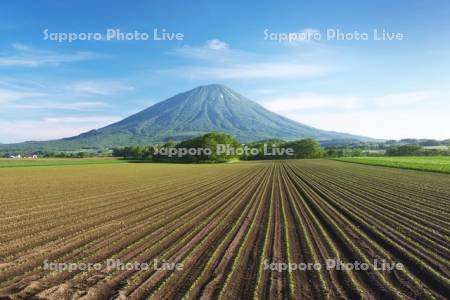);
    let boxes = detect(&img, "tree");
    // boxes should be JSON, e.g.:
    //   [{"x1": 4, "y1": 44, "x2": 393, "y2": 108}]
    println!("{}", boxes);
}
[
  {"x1": 176, "y1": 132, "x2": 240, "y2": 163},
  {"x1": 76, "y1": 152, "x2": 86, "y2": 158},
  {"x1": 325, "y1": 148, "x2": 337, "y2": 158},
  {"x1": 283, "y1": 139, "x2": 323, "y2": 159},
  {"x1": 351, "y1": 149, "x2": 363, "y2": 157},
  {"x1": 142, "y1": 145, "x2": 154, "y2": 160}
]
